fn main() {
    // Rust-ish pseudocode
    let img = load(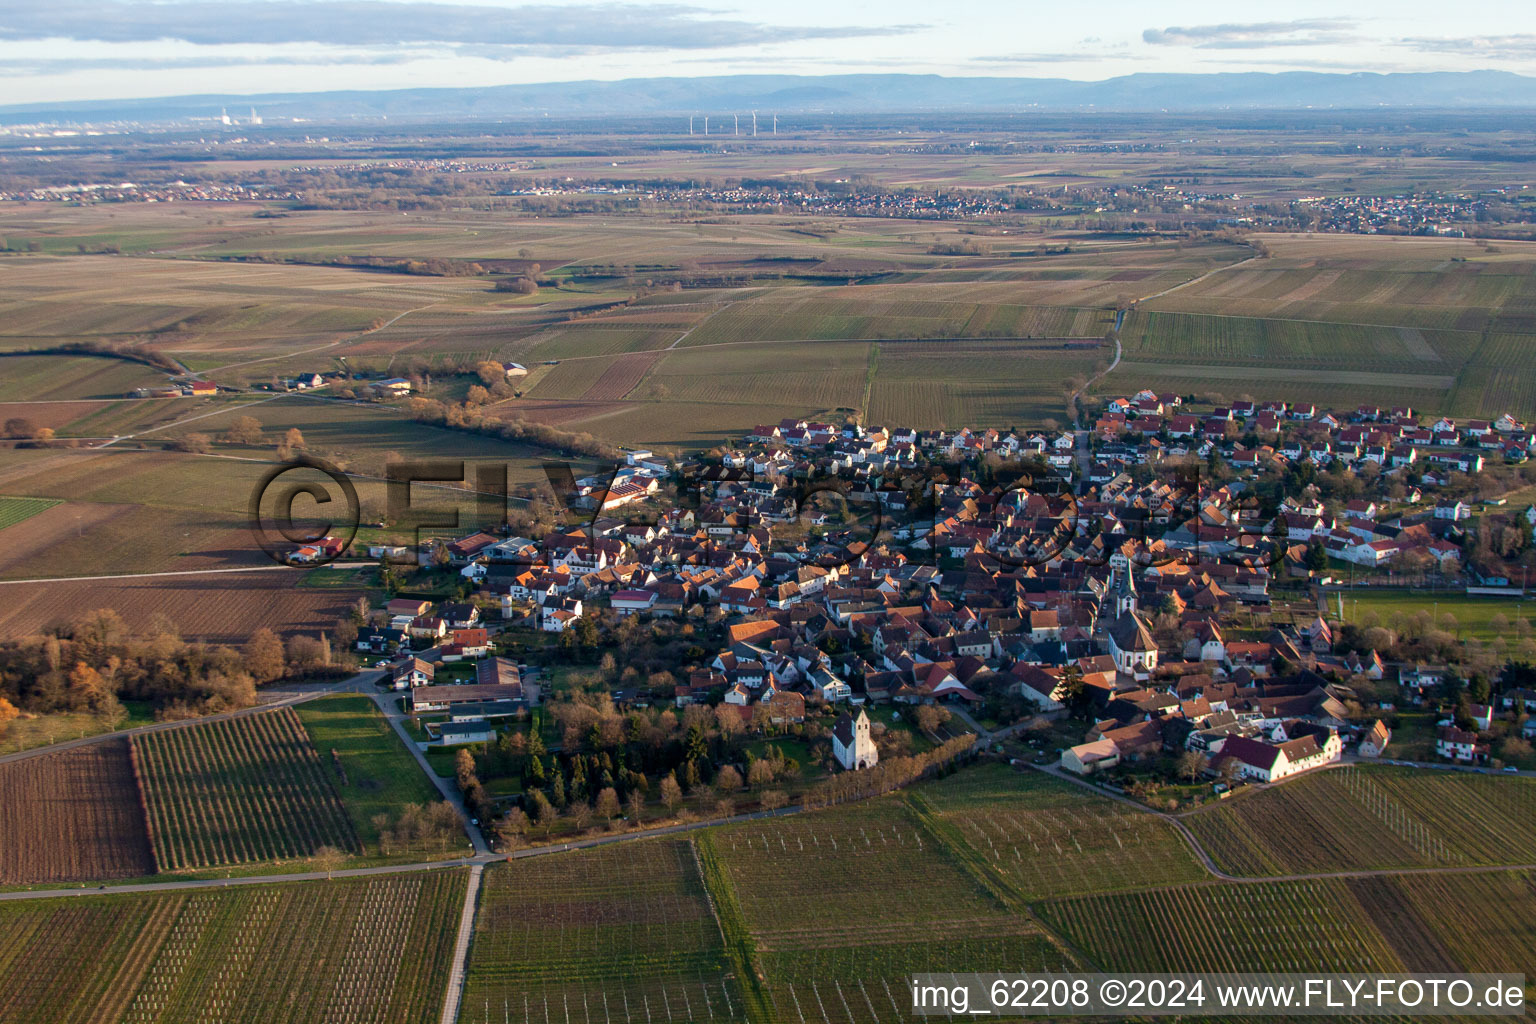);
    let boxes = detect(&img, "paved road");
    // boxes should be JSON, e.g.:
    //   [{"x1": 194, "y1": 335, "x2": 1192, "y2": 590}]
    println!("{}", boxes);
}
[
  {"x1": 0, "y1": 673, "x2": 372, "y2": 767},
  {"x1": 948, "y1": 706, "x2": 1048, "y2": 746},
  {"x1": 368, "y1": 688, "x2": 493, "y2": 855},
  {"x1": 0, "y1": 565, "x2": 303, "y2": 586}
]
